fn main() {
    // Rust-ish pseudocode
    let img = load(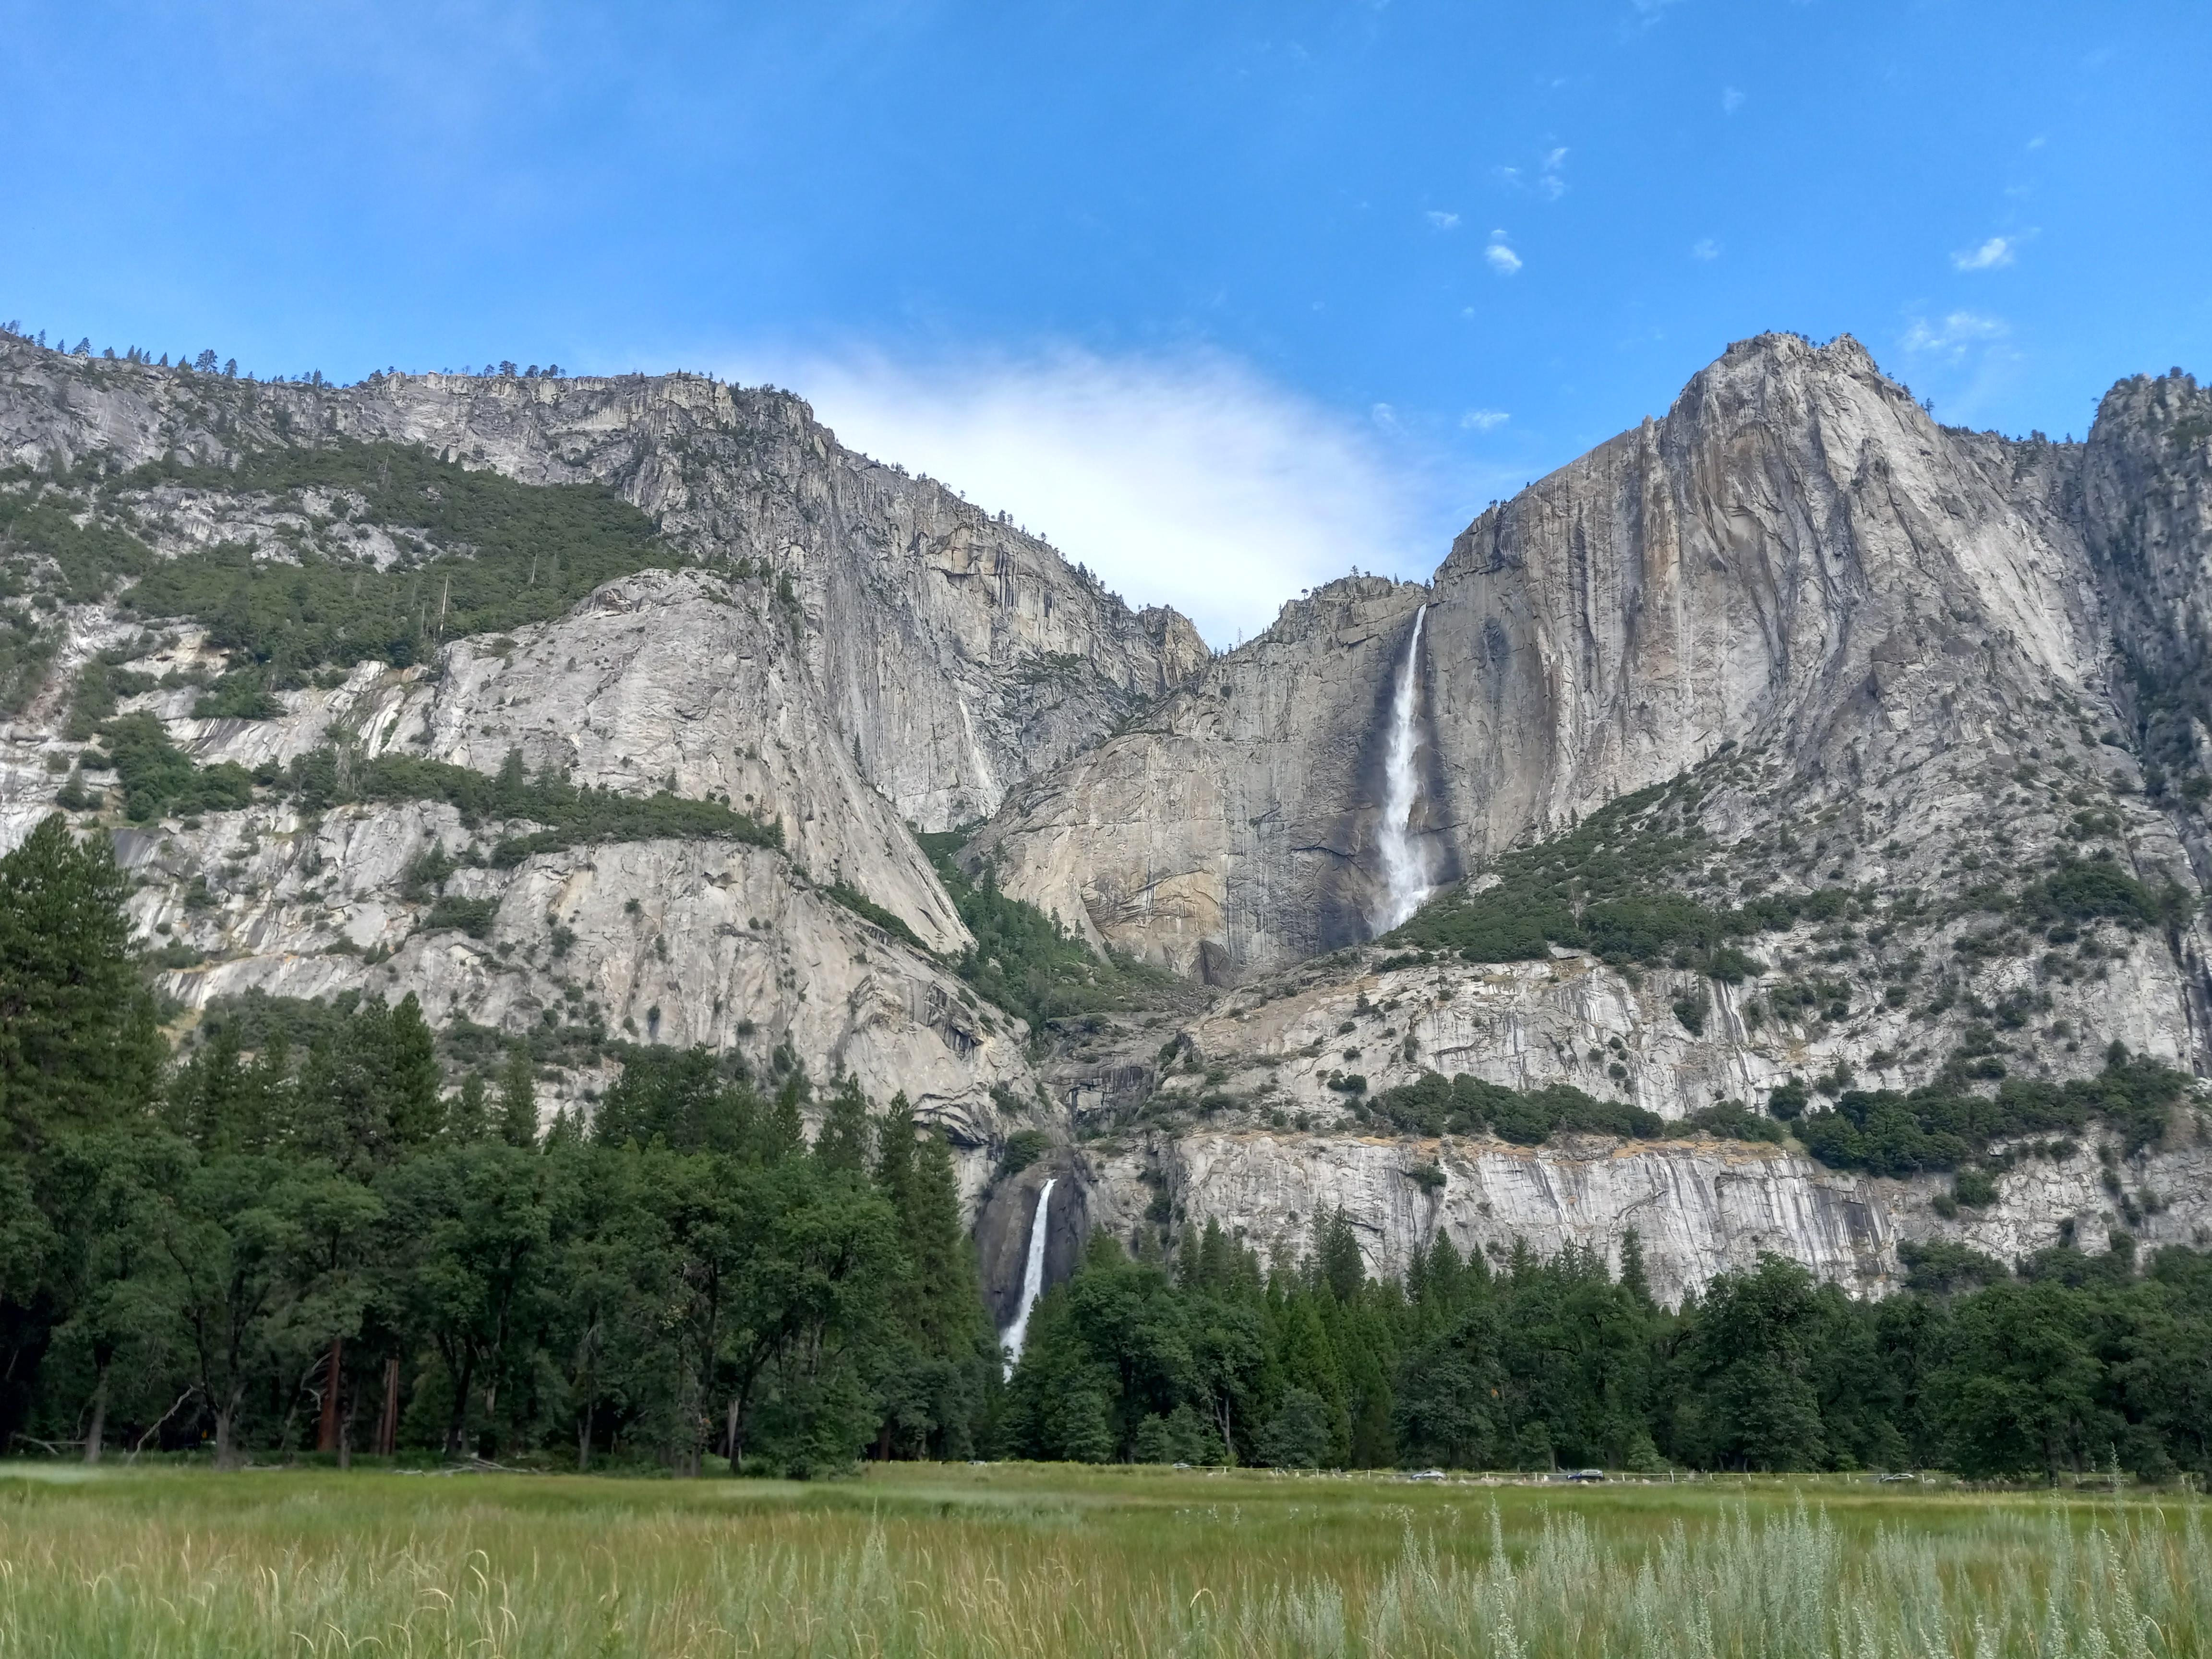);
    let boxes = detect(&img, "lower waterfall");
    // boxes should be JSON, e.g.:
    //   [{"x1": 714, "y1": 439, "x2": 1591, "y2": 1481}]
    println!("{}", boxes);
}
[
  {"x1": 1373, "y1": 602, "x2": 1431, "y2": 932},
  {"x1": 999, "y1": 1176, "x2": 1055, "y2": 1377}
]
